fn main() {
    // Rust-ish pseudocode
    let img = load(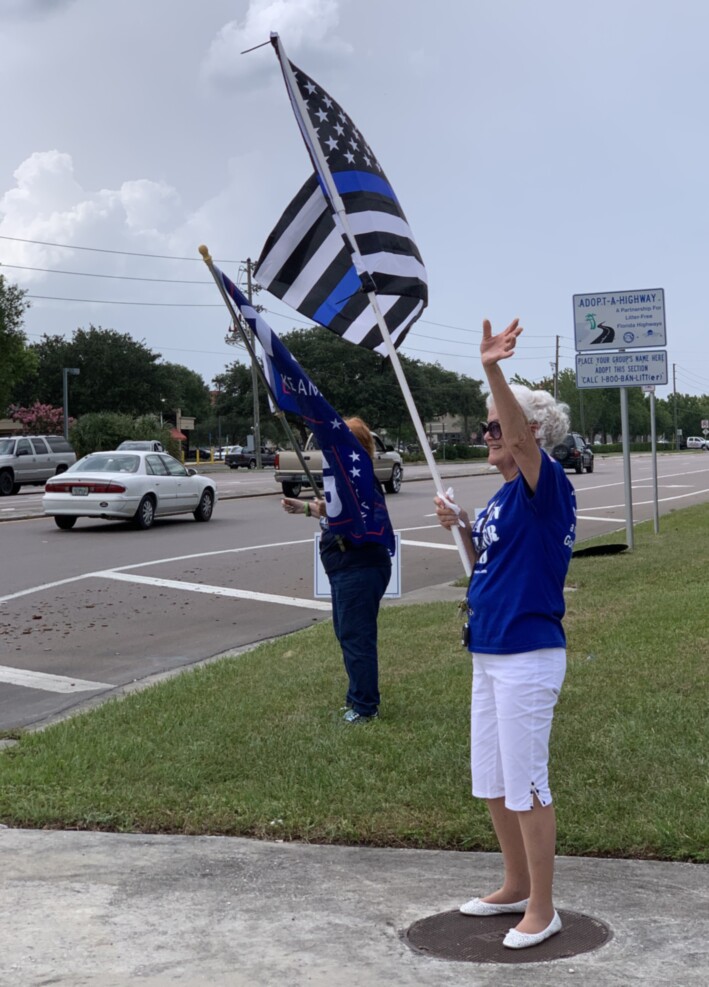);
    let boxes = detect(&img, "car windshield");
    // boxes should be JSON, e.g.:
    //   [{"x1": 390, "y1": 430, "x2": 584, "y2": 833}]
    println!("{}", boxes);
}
[
  {"x1": 0, "y1": 439, "x2": 16, "y2": 455},
  {"x1": 71, "y1": 454, "x2": 140, "y2": 473}
]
